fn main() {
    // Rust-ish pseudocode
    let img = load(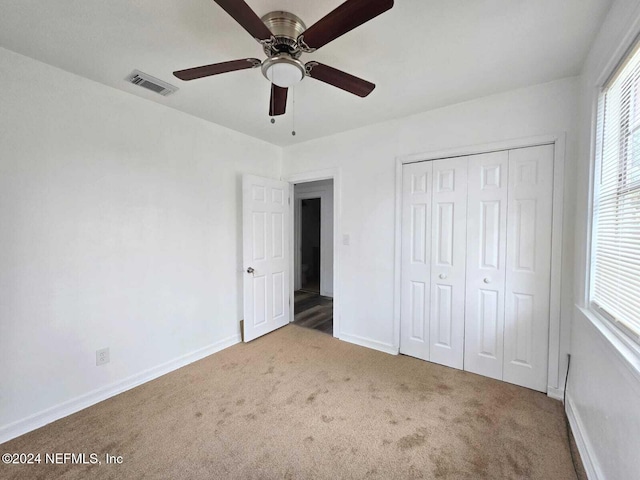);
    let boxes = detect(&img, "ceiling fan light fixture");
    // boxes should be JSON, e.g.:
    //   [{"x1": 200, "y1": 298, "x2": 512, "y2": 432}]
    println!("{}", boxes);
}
[{"x1": 262, "y1": 55, "x2": 305, "y2": 88}]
